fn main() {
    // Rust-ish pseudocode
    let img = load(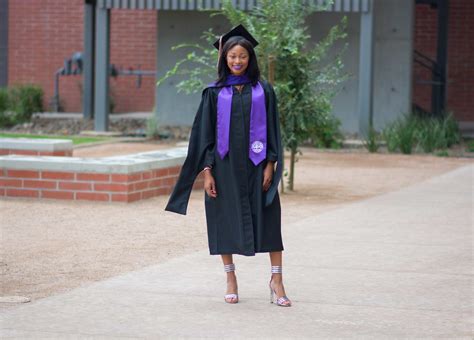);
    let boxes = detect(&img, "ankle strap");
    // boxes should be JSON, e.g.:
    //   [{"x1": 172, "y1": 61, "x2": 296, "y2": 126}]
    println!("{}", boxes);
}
[
  {"x1": 271, "y1": 265, "x2": 282, "y2": 273},
  {"x1": 224, "y1": 263, "x2": 235, "y2": 272}
]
